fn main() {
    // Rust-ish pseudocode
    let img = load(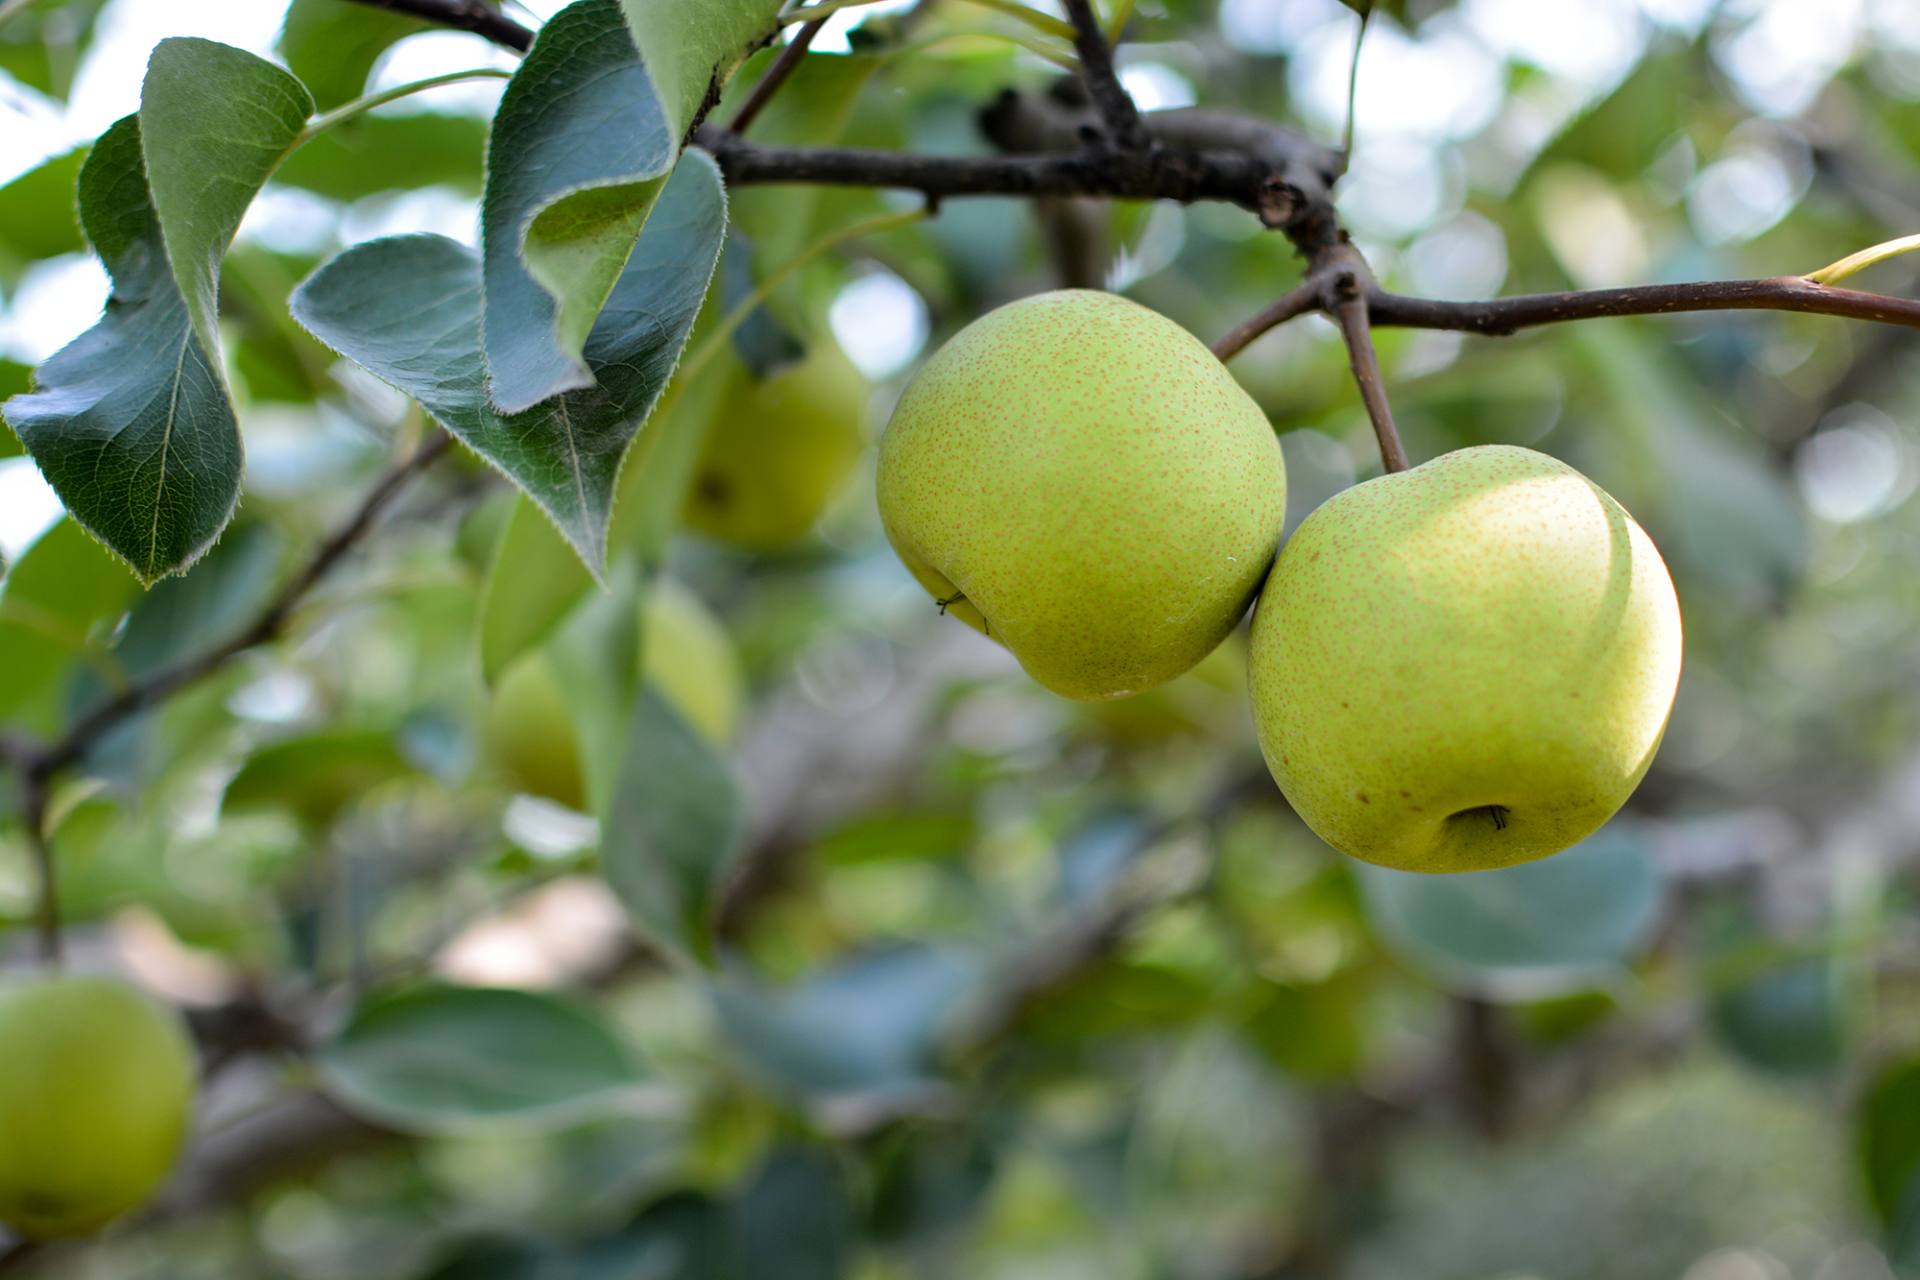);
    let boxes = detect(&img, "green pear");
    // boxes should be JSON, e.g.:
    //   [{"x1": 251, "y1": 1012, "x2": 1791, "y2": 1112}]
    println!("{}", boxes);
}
[
  {"x1": 682, "y1": 336, "x2": 869, "y2": 548},
  {"x1": 877, "y1": 290, "x2": 1286, "y2": 701},
  {"x1": 1248, "y1": 445, "x2": 1682, "y2": 873},
  {"x1": 0, "y1": 977, "x2": 195, "y2": 1237},
  {"x1": 486, "y1": 578, "x2": 744, "y2": 809}
]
